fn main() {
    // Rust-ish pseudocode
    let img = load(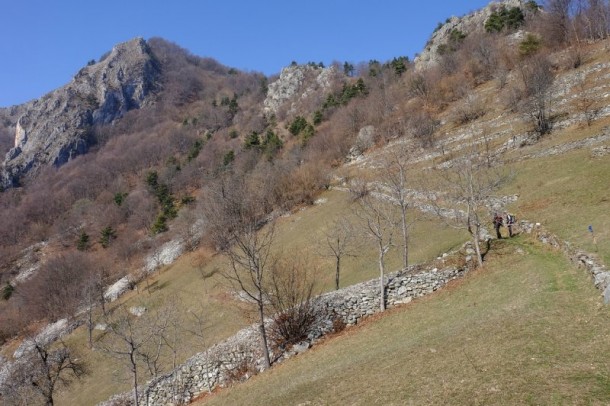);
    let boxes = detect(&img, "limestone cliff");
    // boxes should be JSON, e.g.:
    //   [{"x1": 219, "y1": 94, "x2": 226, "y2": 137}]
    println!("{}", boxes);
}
[
  {"x1": 414, "y1": 0, "x2": 526, "y2": 70},
  {"x1": 264, "y1": 64, "x2": 340, "y2": 116},
  {"x1": 1, "y1": 38, "x2": 160, "y2": 188}
]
